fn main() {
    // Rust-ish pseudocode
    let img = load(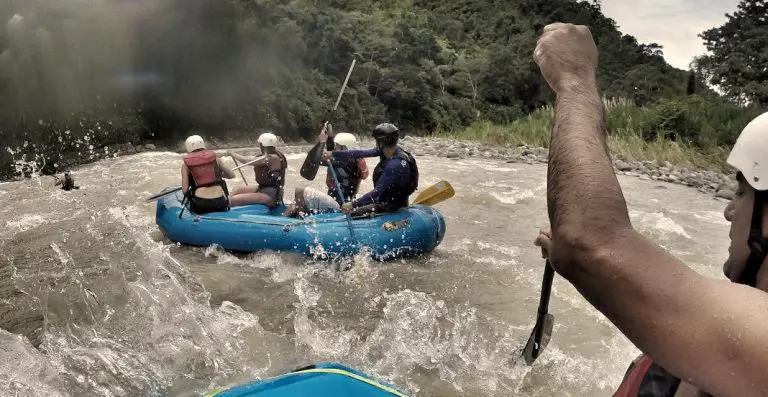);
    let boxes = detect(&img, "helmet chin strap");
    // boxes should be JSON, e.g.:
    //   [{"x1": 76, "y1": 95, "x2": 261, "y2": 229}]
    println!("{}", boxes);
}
[{"x1": 741, "y1": 190, "x2": 768, "y2": 287}]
